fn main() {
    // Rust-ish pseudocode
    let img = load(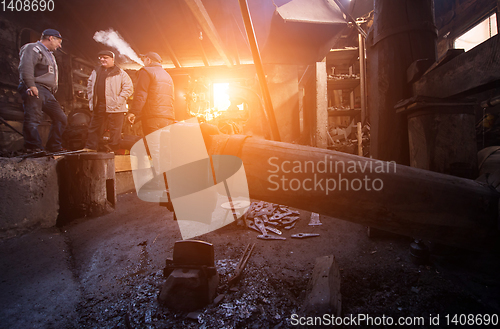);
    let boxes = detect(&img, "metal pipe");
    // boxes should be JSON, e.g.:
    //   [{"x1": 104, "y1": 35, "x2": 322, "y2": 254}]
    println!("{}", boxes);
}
[
  {"x1": 209, "y1": 134, "x2": 500, "y2": 252},
  {"x1": 480, "y1": 94, "x2": 500, "y2": 108},
  {"x1": 331, "y1": 0, "x2": 367, "y2": 38},
  {"x1": 237, "y1": 0, "x2": 281, "y2": 142},
  {"x1": 358, "y1": 33, "x2": 367, "y2": 123}
]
